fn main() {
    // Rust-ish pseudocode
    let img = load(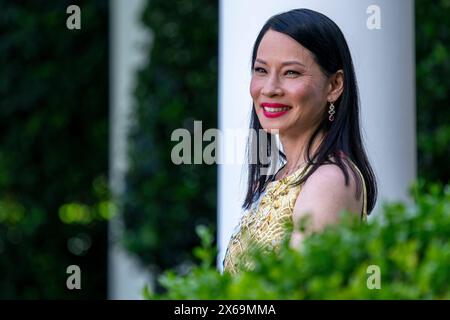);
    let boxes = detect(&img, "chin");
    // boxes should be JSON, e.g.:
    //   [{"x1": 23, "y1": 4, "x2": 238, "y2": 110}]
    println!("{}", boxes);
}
[
  {"x1": 256, "y1": 111, "x2": 290, "y2": 135},
  {"x1": 258, "y1": 121, "x2": 285, "y2": 135}
]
